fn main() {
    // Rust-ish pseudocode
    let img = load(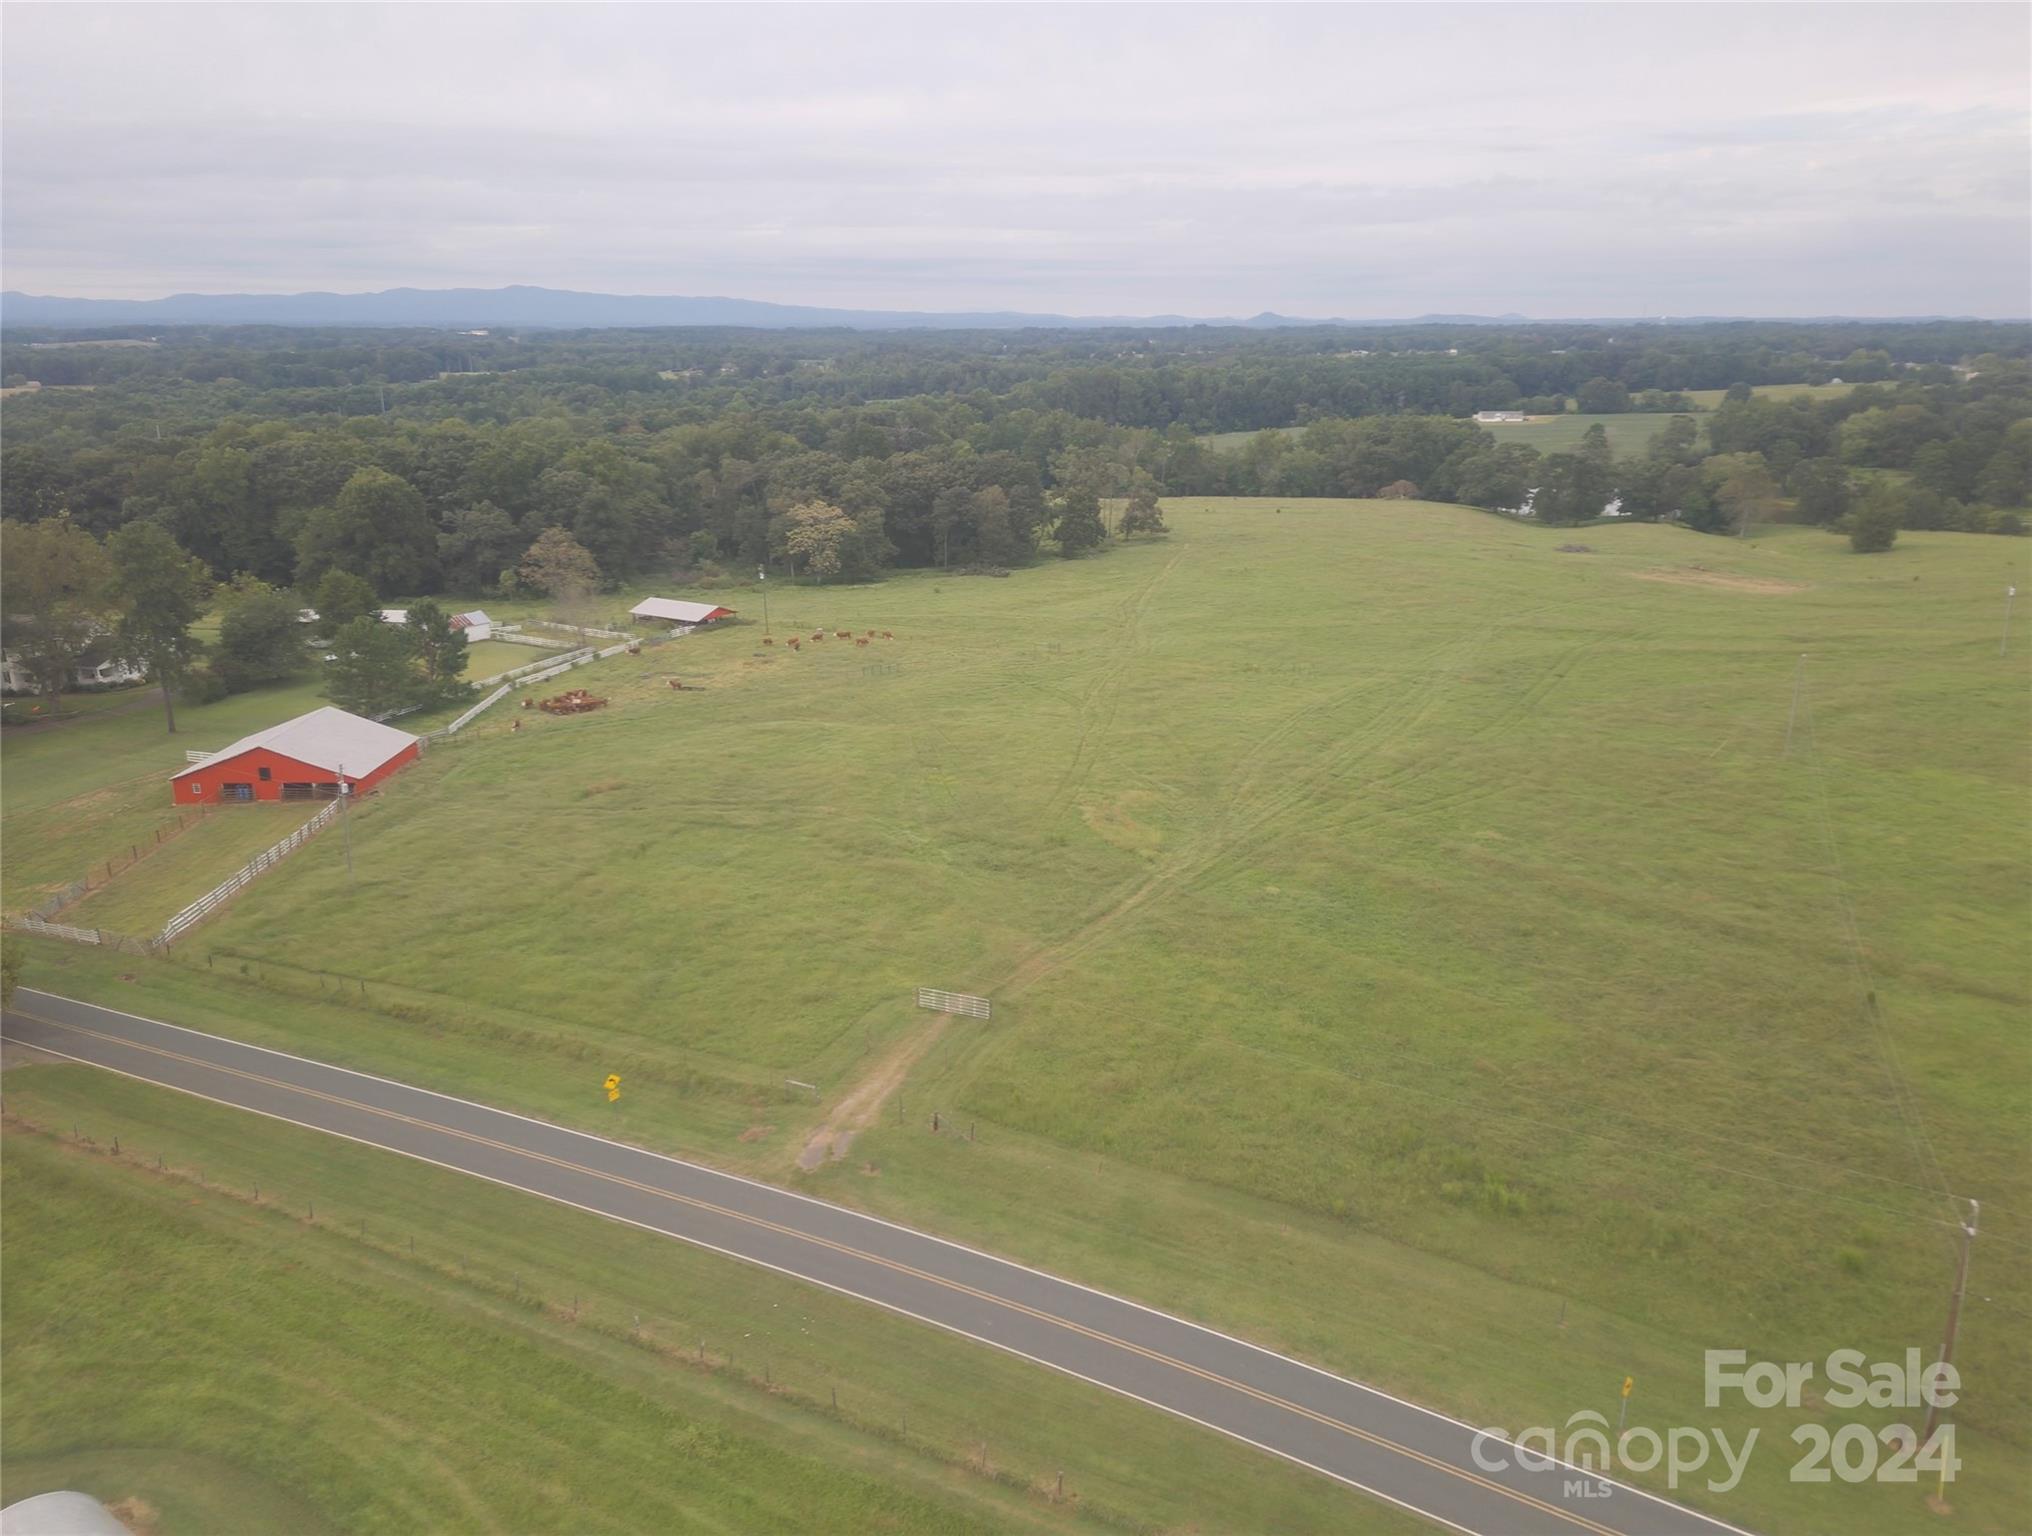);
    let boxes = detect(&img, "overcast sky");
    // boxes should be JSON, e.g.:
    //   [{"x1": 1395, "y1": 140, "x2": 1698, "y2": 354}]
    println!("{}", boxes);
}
[{"x1": 4, "y1": 3, "x2": 2027, "y2": 317}]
